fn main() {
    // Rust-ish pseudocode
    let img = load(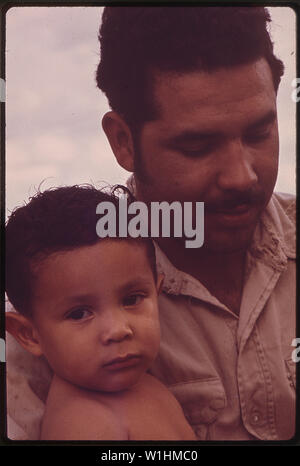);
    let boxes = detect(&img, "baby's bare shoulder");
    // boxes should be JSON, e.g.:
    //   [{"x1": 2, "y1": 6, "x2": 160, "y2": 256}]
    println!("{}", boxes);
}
[
  {"x1": 143, "y1": 373, "x2": 177, "y2": 397},
  {"x1": 128, "y1": 374, "x2": 196, "y2": 440},
  {"x1": 41, "y1": 379, "x2": 128, "y2": 441},
  {"x1": 142, "y1": 374, "x2": 184, "y2": 411}
]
